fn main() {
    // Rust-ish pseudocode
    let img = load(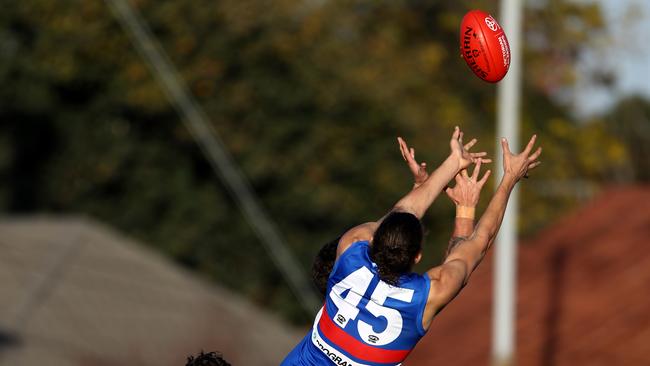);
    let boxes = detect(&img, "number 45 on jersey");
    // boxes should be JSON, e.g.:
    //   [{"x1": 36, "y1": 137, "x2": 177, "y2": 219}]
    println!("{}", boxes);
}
[{"x1": 329, "y1": 267, "x2": 414, "y2": 346}]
